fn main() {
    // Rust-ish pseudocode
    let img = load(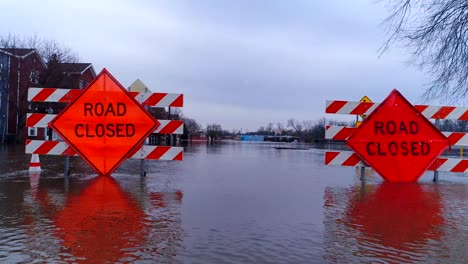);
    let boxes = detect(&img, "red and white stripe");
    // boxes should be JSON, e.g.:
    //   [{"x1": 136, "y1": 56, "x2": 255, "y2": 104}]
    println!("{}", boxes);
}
[
  {"x1": 29, "y1": 154, "x2": 42, "y2": 172},
  {"x1": 442, "y1": 132, "x2": 468, "y2": 146},
  {"x1": 427, "y1": 157, "x2": 468, "y2": 172},
  {"x1": 28, "y1": 87, "x2": 184, "y2": 107},
  {"x1": 325, "y1": 125, "x2": 355, "y2": 141},
  {"x1": 26, "y1": 140, "x2": 78, "y2": 156},
  {"x1": 326, "y1": 100, "x2": 377, "y2": 115},
  {"x1": 26, "y1": 140, "x2": 183, "y2": 160},
  {"x1": 326, "y1": 151, "x2": 468, "y2": 172},
  {"x1": 131, "y1": 146, "x2": 183, "y2": 160},
  {"x1": 28, "y1": 88, "x2": 82, "y2": 103},
  {"x1": 413, "y1": 105, "x2": 468, "y2": 120},
  {"x1": 26, "y1": 113, "x2": 55, "y2": 128},
  {"x1": 154, "y1": 120, "x2": 184, "y2": 134},
  {"x1": 326, "y1": 100, "x2": 468, "y2": 120},
  {"x1": 133, "y1": 92, "x2": 183, "y2": 107},
  {"x1": 325, "y1": 151, "x2": 366, "y2": 167},
  {"x1": 325, "y1": 125, "x2": 468, "y2": 147},
  {"x1": 26, "y1": 114, "x2": 184, "y2": 134}
]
